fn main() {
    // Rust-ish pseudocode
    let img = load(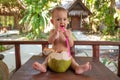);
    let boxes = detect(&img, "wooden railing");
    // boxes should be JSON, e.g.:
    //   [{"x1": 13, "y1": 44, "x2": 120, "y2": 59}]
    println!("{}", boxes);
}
[{"x1": 0, "y1": 41, "x2": 120, "y2": 77}]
